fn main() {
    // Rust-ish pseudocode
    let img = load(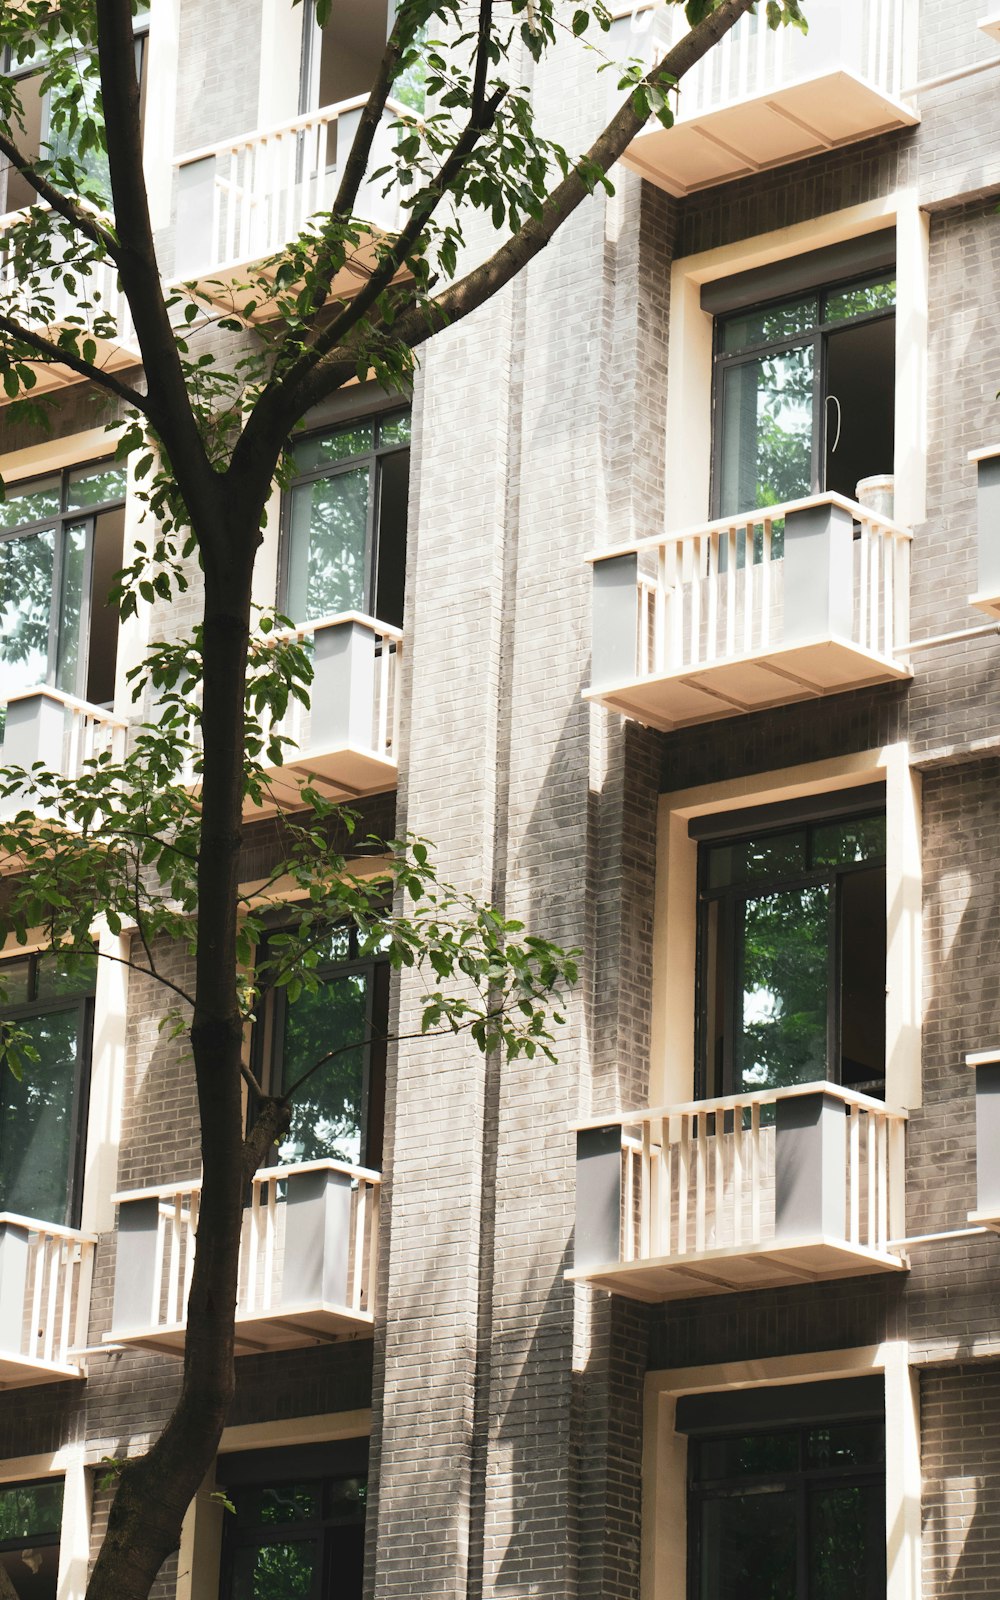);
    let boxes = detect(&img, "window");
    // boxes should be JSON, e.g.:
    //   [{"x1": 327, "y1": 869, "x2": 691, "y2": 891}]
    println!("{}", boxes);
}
[
  {"x1": 0, "y1": 1479, "x2": 62, "y2": 1600},
  {"x1": 0, "y1": 460, "x2": 127, "y2": 709},
  {"x1": 218, "y1": 1443, "x2": 366, "y2": 1600},
  {"x1": 687, "y1": 1407, "x2": 885, "y2": 1600},
  {"x1": 253, "y1": 925, "x2": 388, "y2": 1171},
  {"x1": 713, "y1": 274, "x2": 895, "y2": 516},
  {"x1": 0, "y1": 950, "x2": 96, "y2": 1226},
  {"x1": 696, "y1": 793, "x2": 886, "y2": 1100},
  {"x1": 0, "y1": 20, "x2": 149, "y2": 216},
  {"x1": 299, "y1": 1, "x2": 425, "y2": 118},
  {"x1": 281, "y1": 411, "x2": 410, "y2": 633}
]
